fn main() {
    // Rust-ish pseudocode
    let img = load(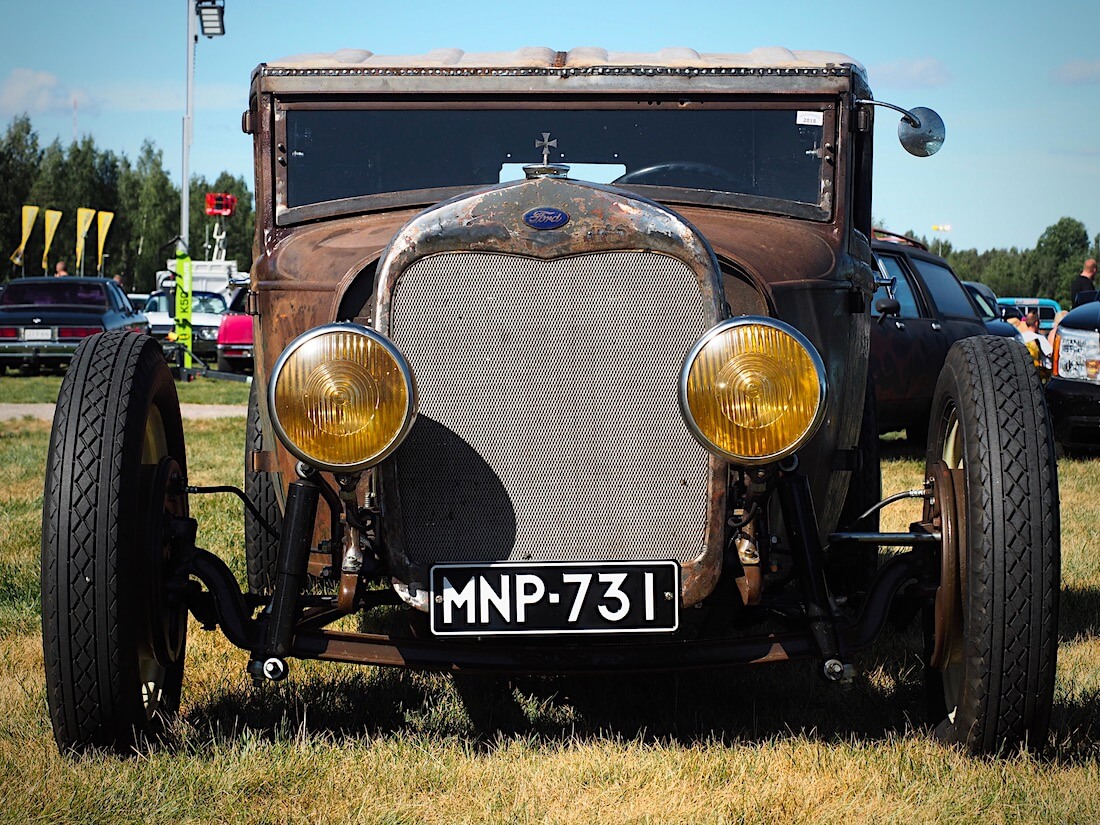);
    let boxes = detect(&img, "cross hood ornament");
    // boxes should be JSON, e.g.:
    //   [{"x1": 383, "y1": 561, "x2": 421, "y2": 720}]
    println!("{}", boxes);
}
[
  {"x1": 523, "y1": 132, "x2": 570, "y2": 179},
  {"x1": 535, "y1": 132, "x2": 557, "y2": 166}
]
